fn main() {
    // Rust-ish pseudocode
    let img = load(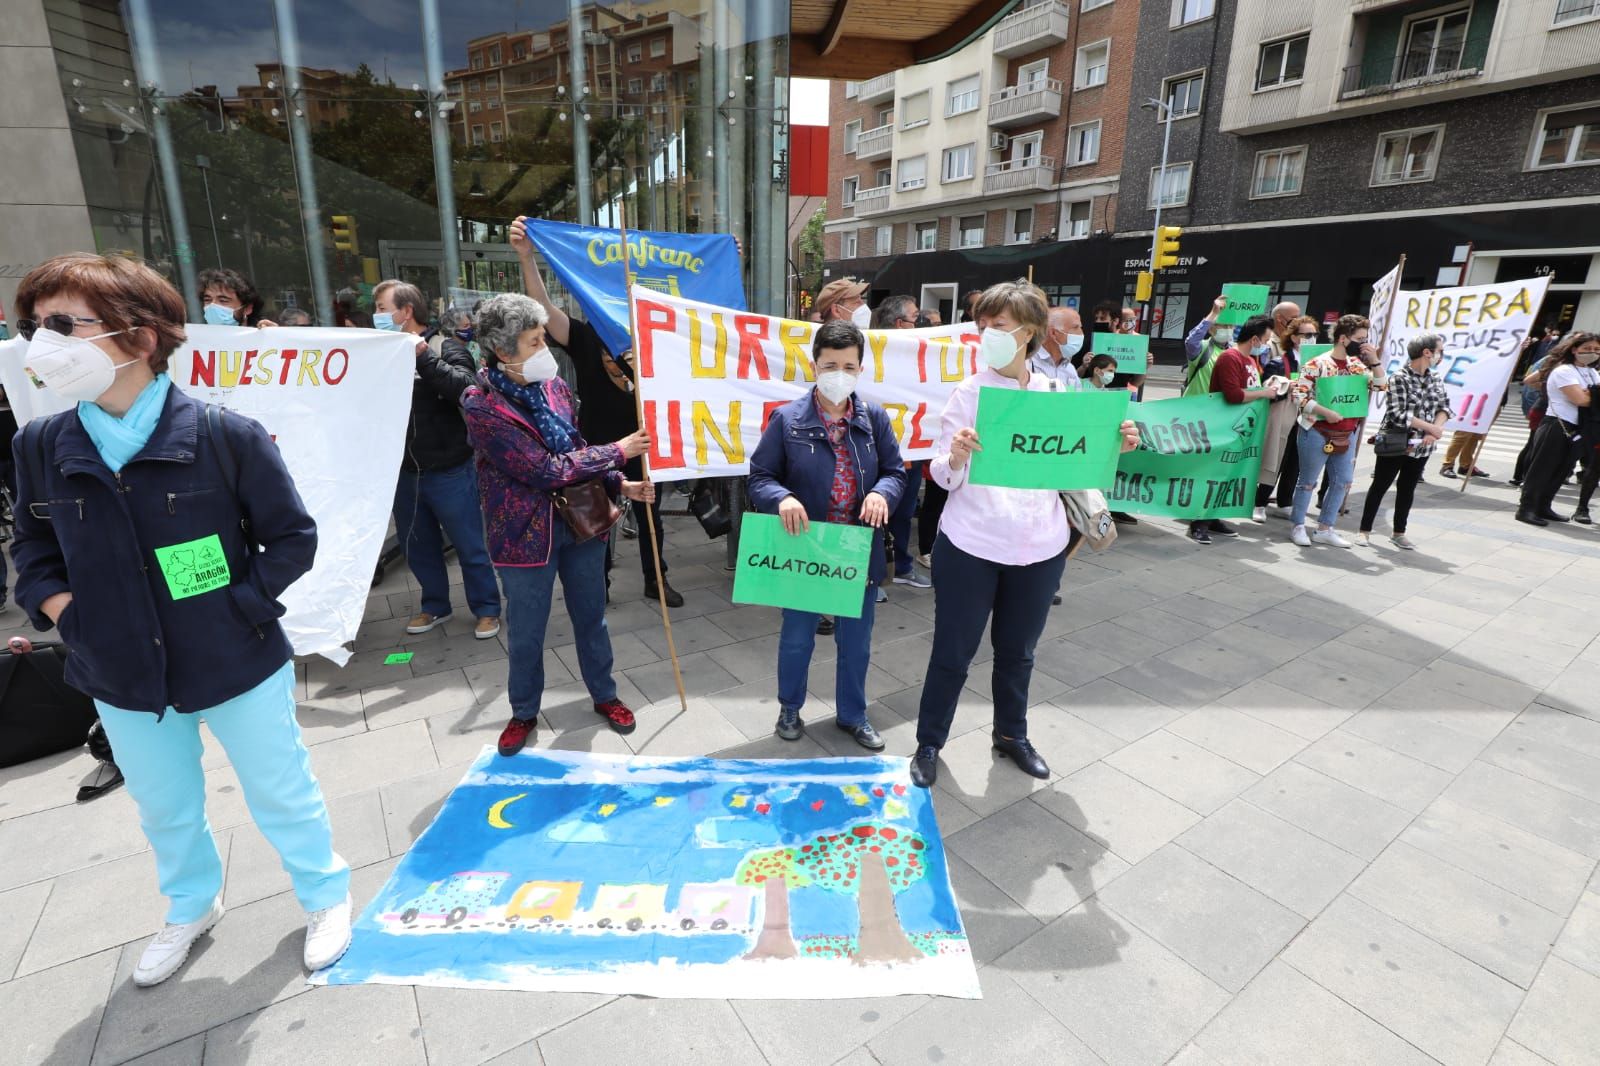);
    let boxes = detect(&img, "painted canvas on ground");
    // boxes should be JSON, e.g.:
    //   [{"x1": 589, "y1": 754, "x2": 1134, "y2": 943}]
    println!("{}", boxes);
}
[{"x1": 318, "y1": 749, "x2": 980, "y2": 999}]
